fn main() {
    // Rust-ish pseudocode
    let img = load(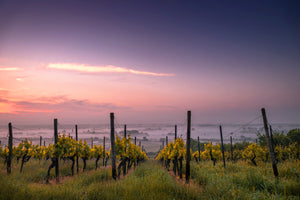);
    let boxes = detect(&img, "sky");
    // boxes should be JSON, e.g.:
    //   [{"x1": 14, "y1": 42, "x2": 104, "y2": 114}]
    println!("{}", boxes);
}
[{"x1": 0, "y1": 0, "x2": 299, "y2": 125}]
